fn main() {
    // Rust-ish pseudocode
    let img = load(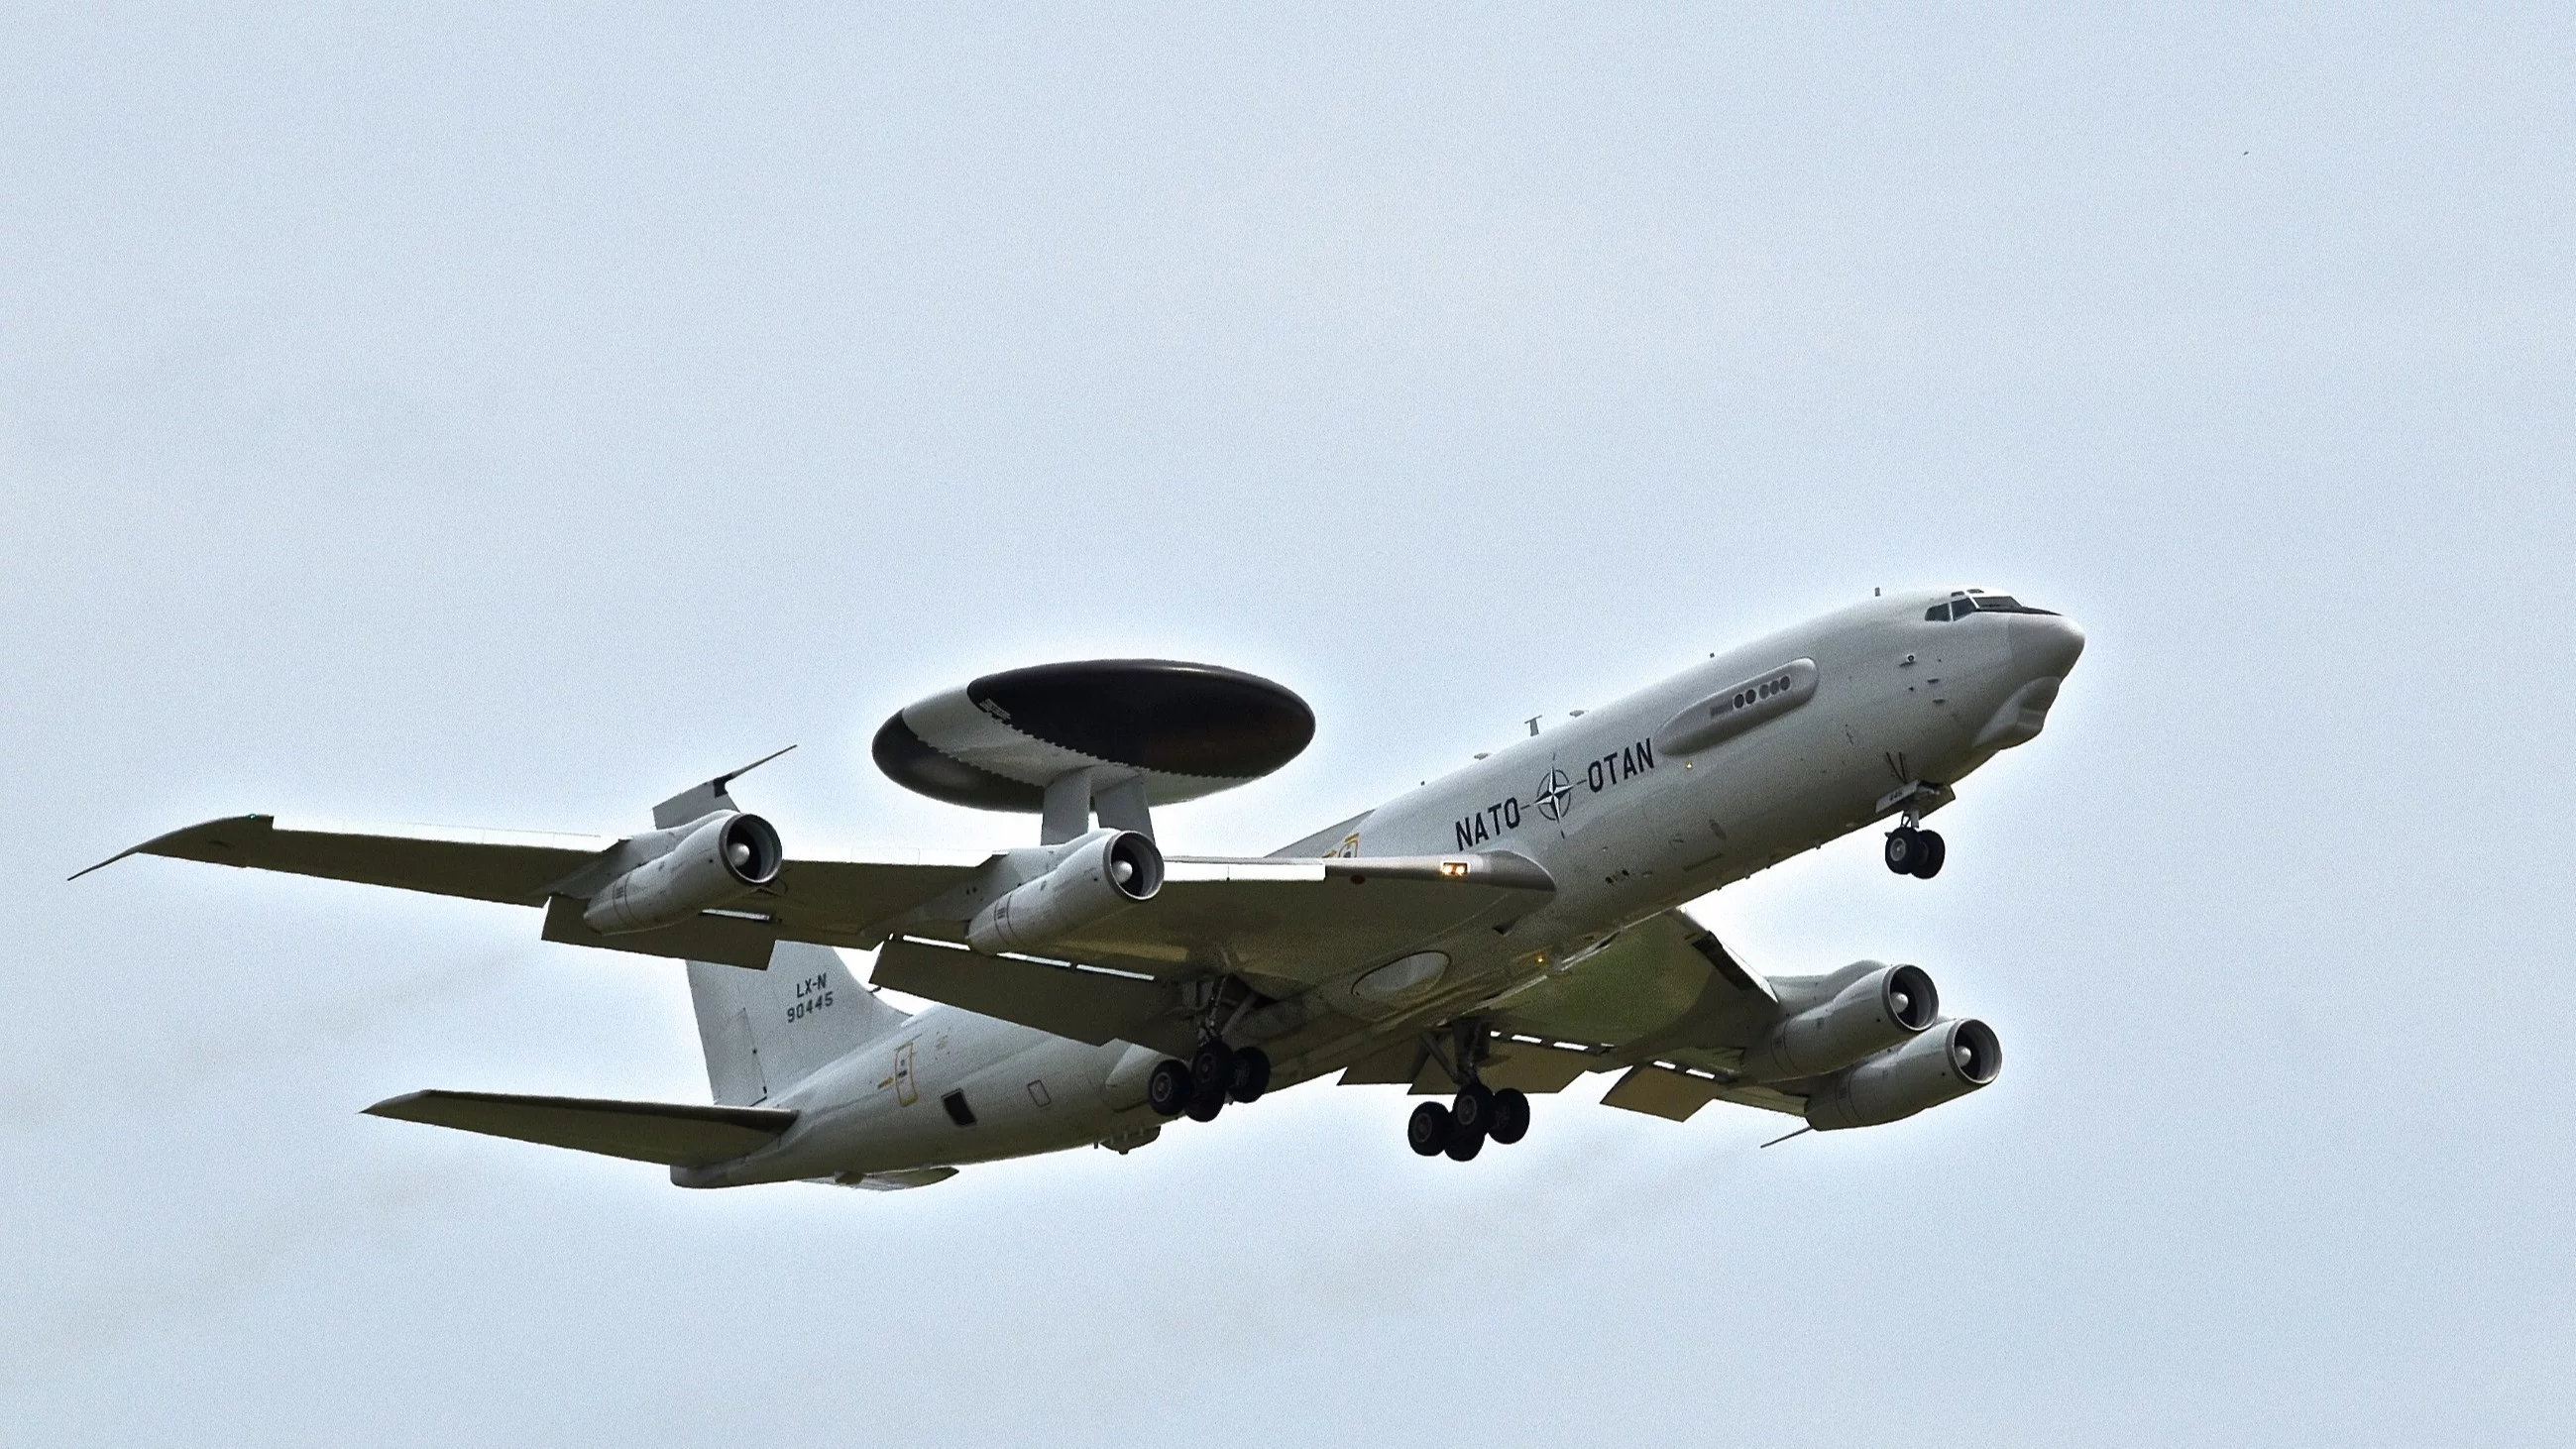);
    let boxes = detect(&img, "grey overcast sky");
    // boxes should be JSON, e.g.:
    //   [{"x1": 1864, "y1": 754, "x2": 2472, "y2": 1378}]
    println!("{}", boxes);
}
[{"x1": 5, "y1": 5, "x2": 2571, "y2": 1445}]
